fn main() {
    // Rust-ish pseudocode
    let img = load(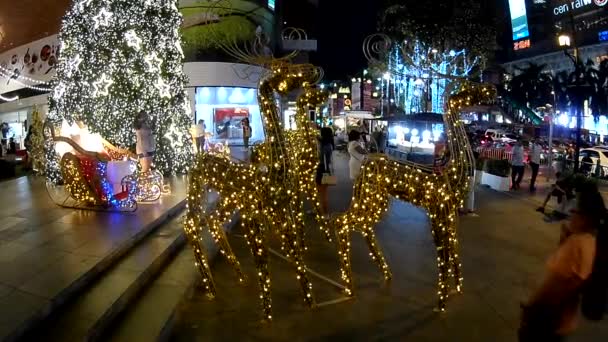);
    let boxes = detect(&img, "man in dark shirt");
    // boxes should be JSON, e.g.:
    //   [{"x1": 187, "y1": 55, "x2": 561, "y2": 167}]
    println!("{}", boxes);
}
[{"x1": 536, "y1": 172, "x2": 574, "y2": 214}]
